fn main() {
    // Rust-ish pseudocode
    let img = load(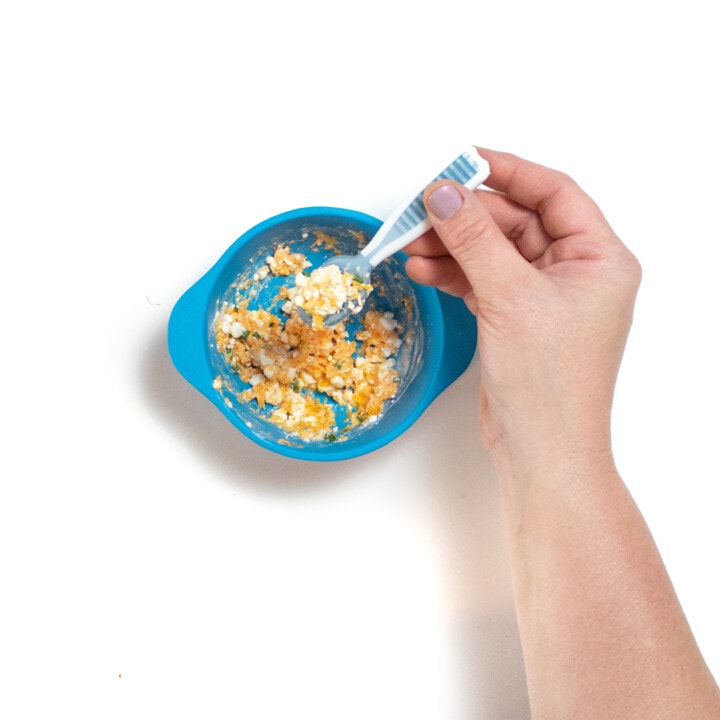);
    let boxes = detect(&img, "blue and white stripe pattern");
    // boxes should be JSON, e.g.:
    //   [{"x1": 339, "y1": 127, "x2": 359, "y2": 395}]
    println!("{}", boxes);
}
[{"x1": 383, "y1": 150, "x2": 485, "y2": 244}]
